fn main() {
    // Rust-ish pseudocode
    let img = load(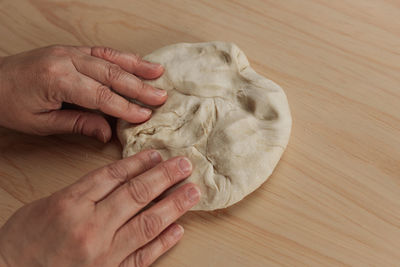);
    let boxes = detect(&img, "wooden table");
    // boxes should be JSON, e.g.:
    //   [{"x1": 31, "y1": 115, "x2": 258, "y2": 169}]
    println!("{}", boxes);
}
[{"x1": 1, "y1": 1, "x2": 399, "y2": 266}]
